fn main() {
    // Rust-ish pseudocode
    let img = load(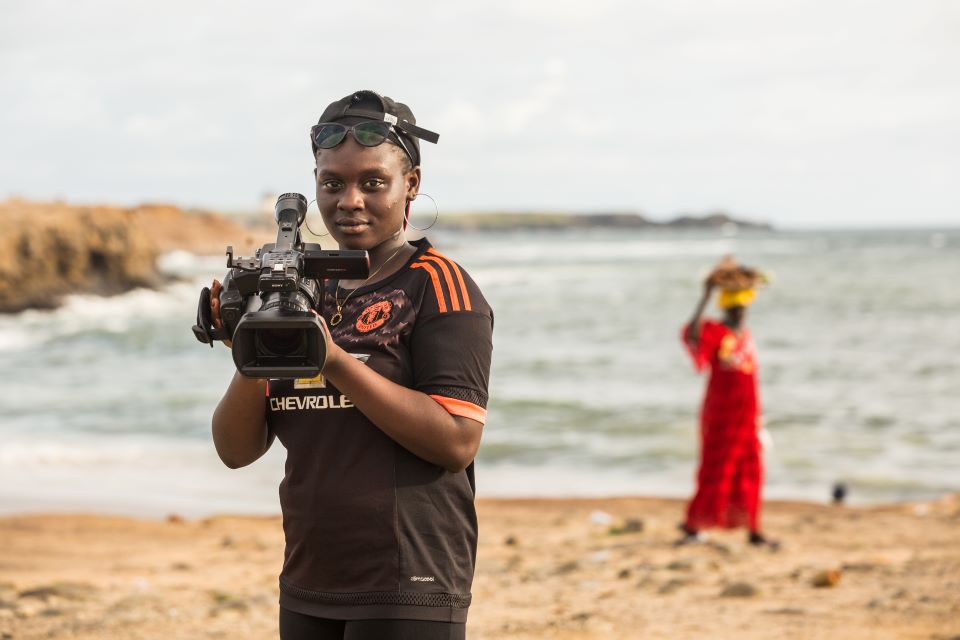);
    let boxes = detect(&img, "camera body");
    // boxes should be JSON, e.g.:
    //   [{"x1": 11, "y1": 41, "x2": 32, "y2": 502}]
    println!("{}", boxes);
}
[{"x1": 193, "y1": 193, "x2": 369, "y2": 378}]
